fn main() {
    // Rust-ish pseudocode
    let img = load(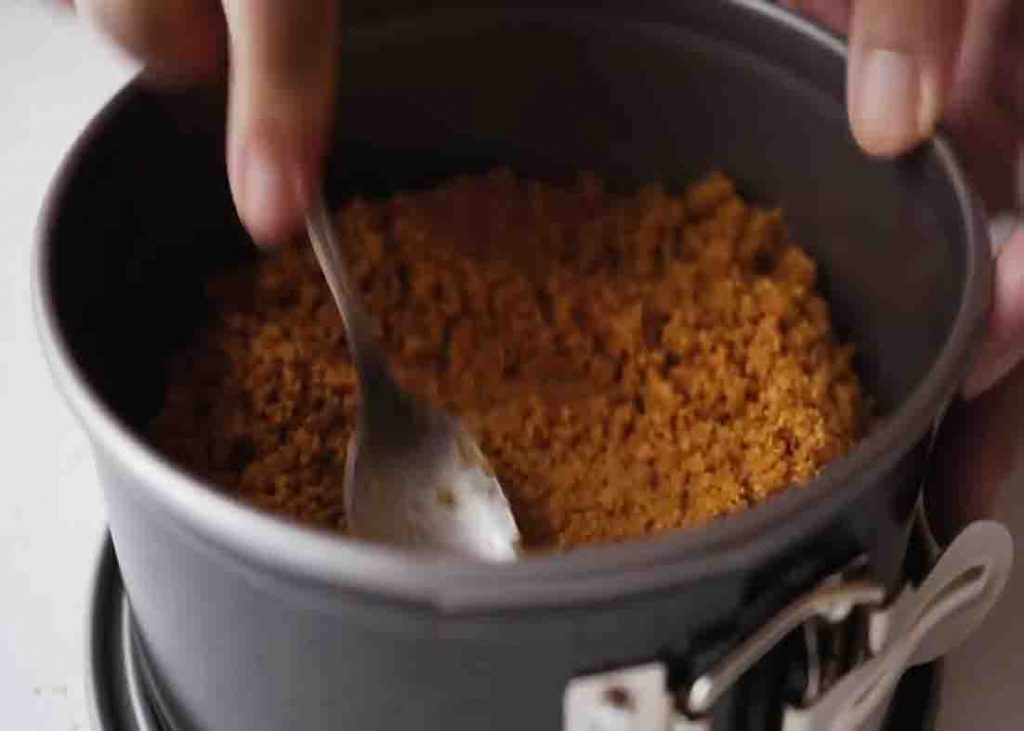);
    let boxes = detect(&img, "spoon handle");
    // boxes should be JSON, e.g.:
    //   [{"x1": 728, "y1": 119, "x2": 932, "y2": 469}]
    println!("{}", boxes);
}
[{"x1": 305, "y1": 198, "x2": 392, "y2": 380}]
